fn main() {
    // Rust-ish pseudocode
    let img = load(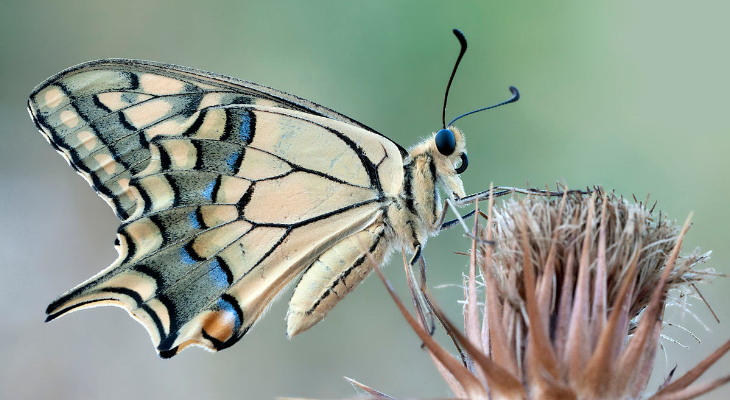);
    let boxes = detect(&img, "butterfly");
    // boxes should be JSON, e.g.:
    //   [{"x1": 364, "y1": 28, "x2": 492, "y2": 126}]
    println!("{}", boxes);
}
[{"x1": 28, "y1": 29, "x2": 521, "y2": 358}]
